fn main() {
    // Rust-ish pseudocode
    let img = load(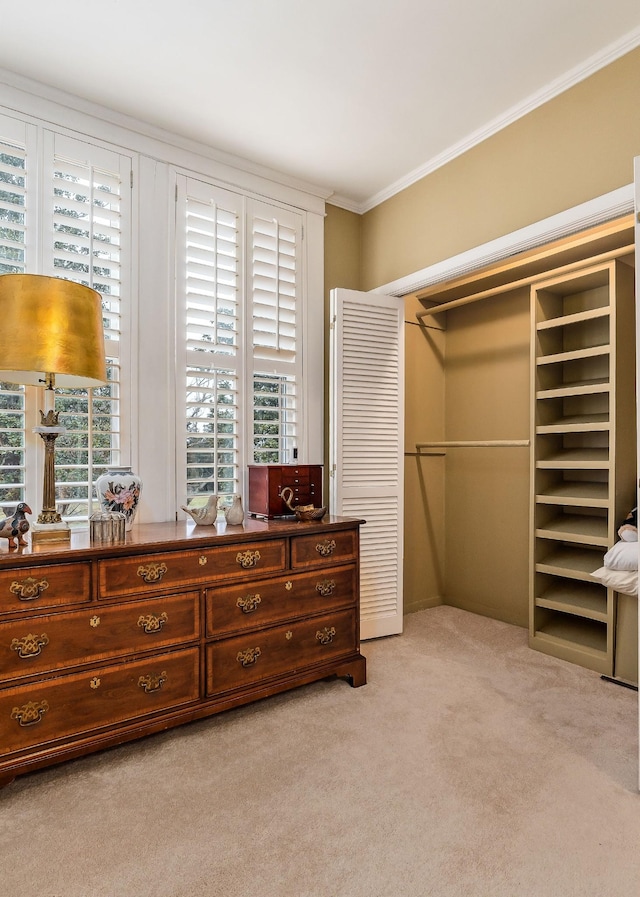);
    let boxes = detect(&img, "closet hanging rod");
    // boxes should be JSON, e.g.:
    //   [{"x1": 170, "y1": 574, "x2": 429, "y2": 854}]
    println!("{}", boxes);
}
[
  {"x1": 415, "y1": 242, "x2": 634, "y2": 321},
  {"x1": 416, "y1": 440, "x2": 530, "y2": 449}
]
